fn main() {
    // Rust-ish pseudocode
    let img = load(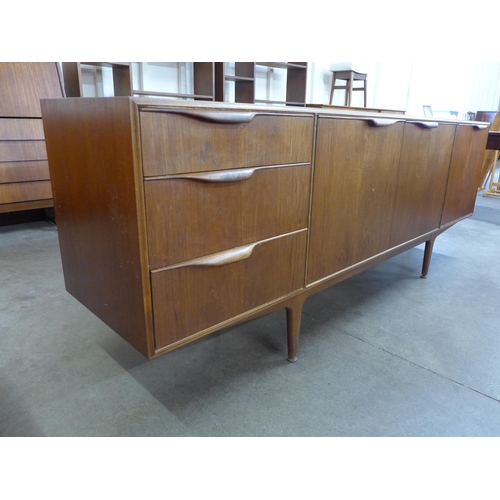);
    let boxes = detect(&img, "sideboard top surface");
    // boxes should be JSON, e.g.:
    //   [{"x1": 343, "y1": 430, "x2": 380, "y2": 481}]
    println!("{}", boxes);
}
[{"x1": 41, "y1": 96, "x2": 489, "y2": 127}]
